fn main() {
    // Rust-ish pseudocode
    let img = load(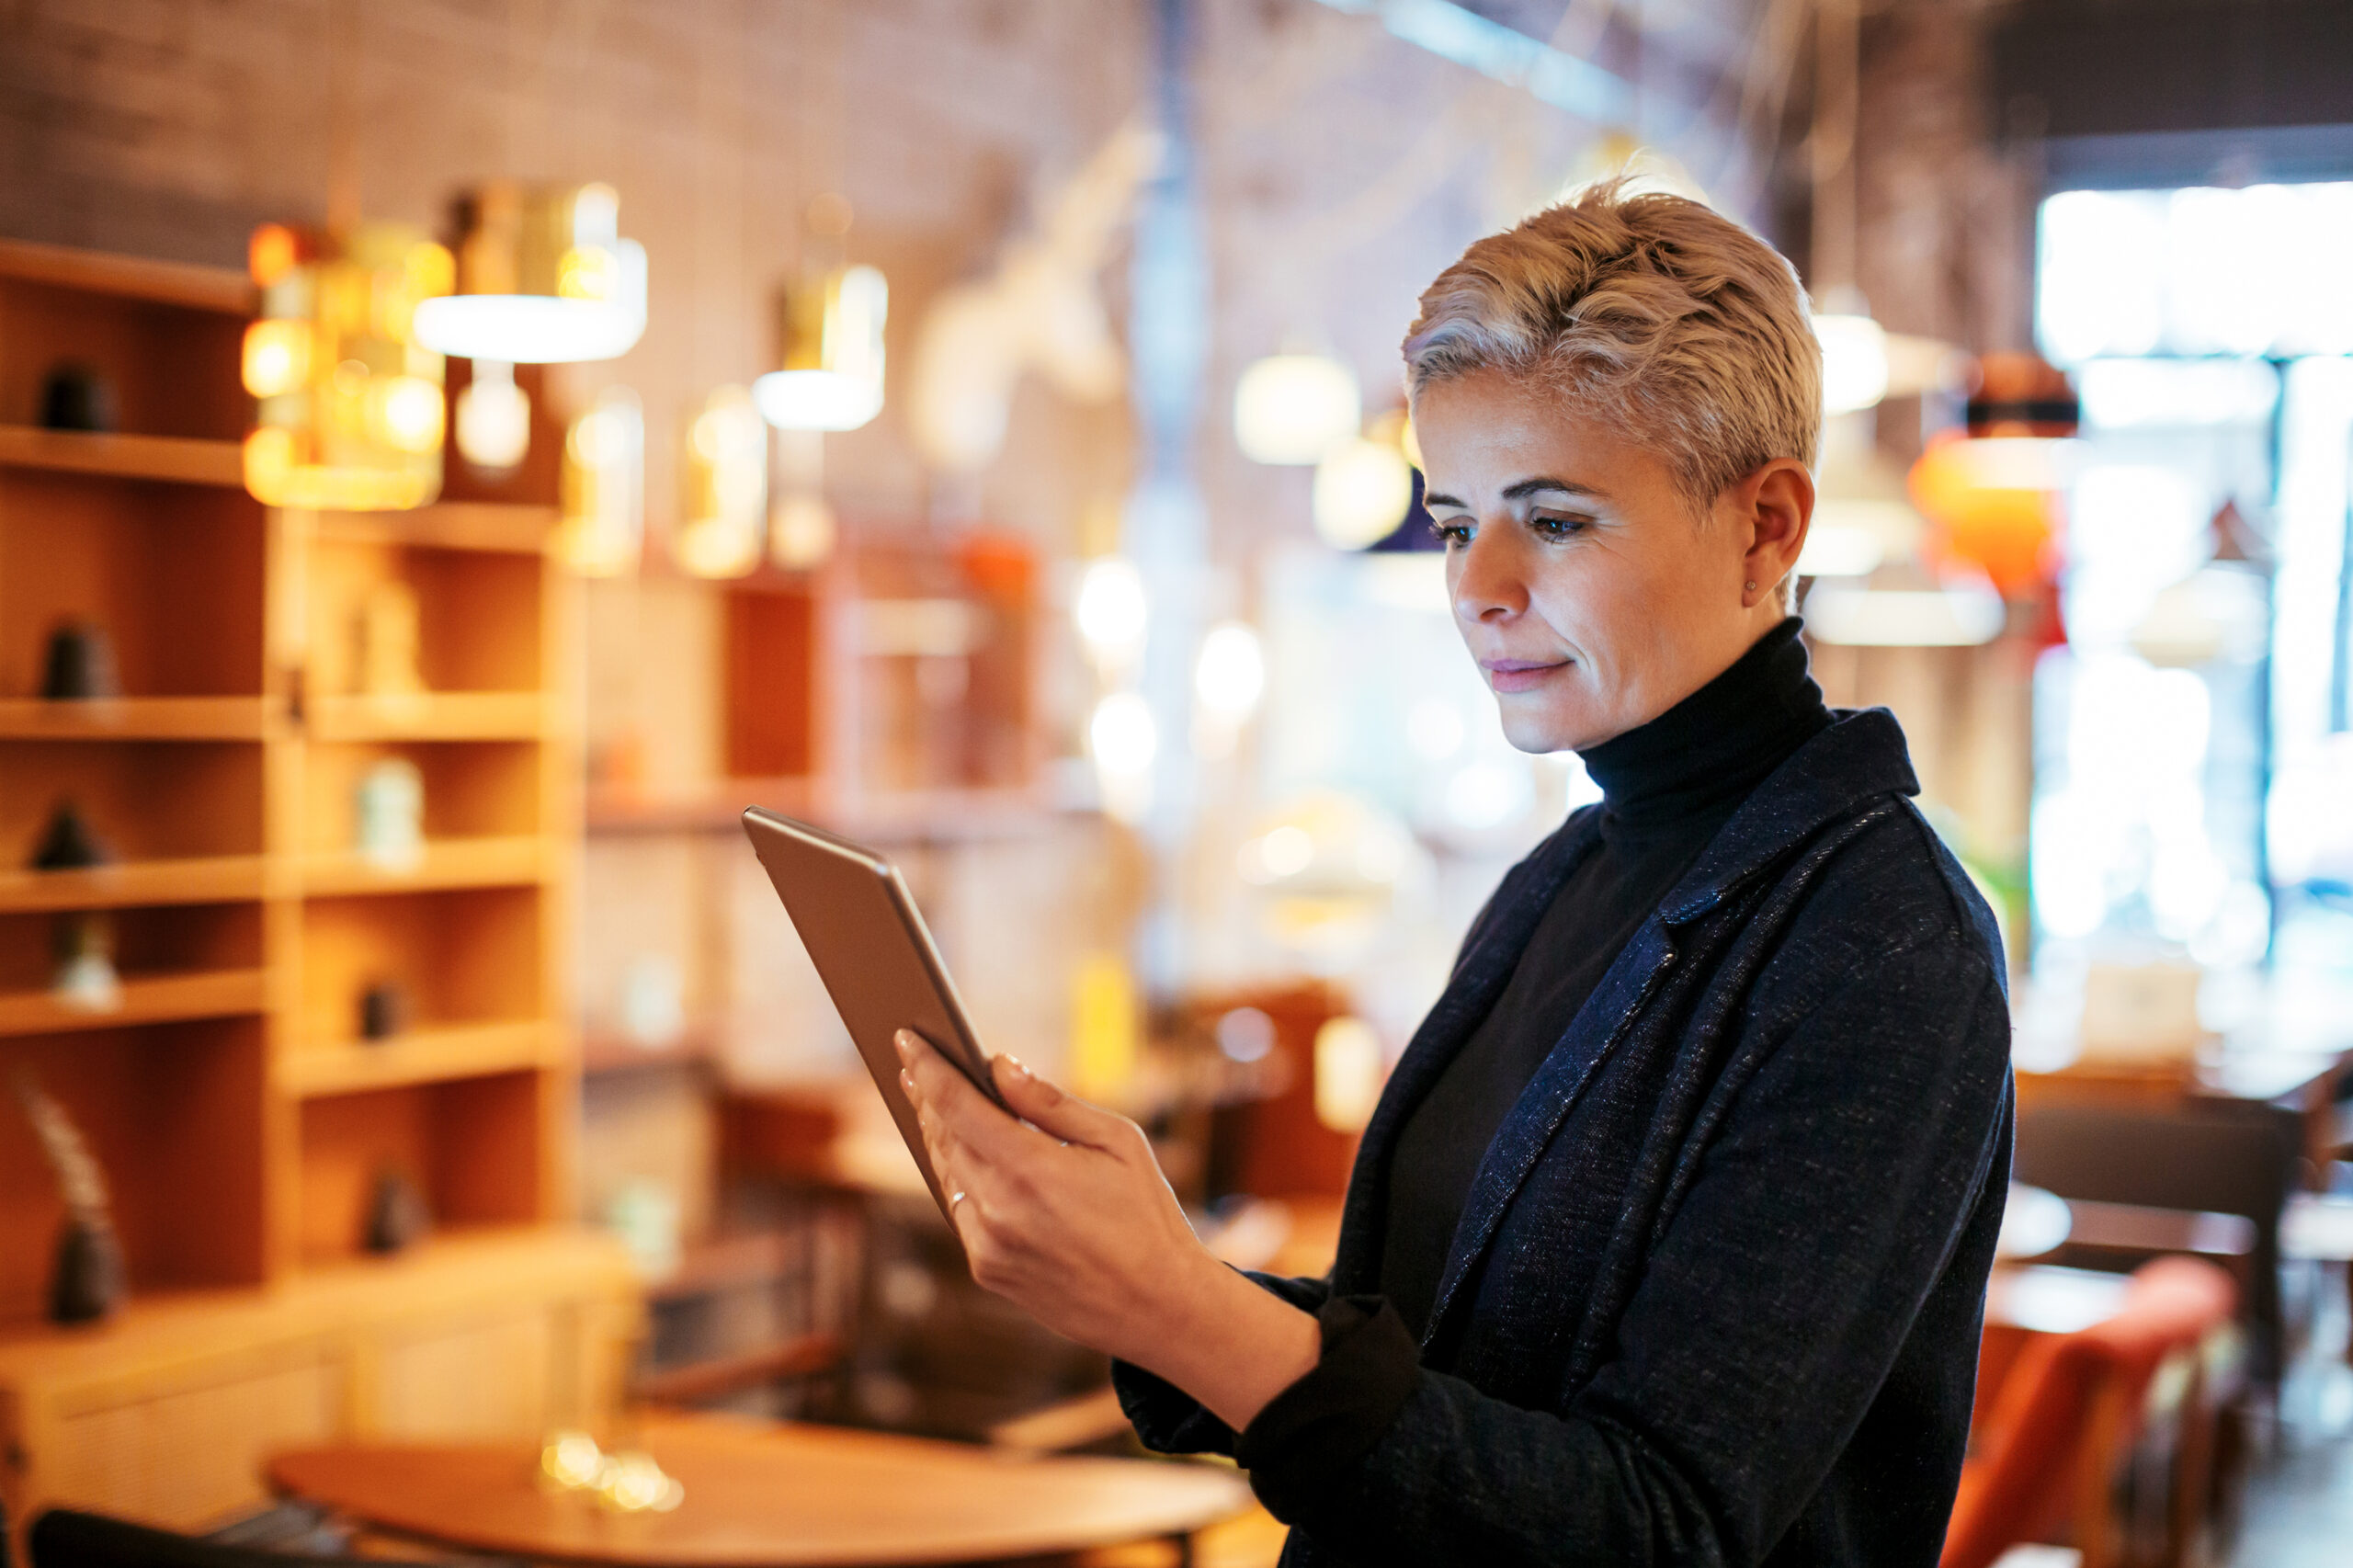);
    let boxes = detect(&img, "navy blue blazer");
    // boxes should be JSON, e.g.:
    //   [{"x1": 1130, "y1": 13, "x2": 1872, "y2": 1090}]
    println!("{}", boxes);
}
[{"x1": 1119, "y1": 709, "x2": 2015, "y2": 1567}]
